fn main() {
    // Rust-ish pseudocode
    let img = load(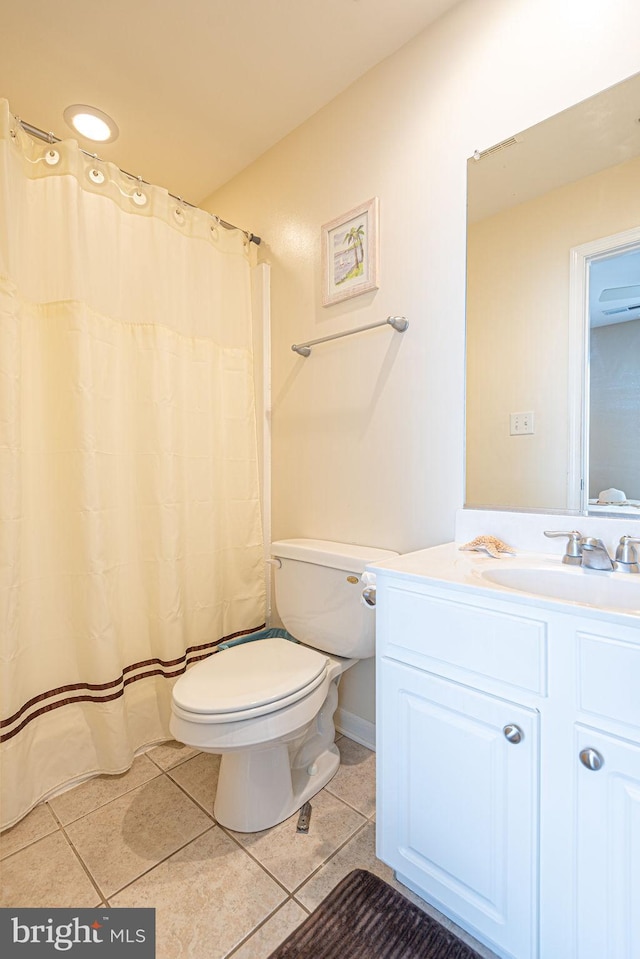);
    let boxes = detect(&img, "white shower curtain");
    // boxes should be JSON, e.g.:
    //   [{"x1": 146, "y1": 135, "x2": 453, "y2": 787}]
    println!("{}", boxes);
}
[{"x1": 0, "y1": 100, "x2": 266, "y2": 828}]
